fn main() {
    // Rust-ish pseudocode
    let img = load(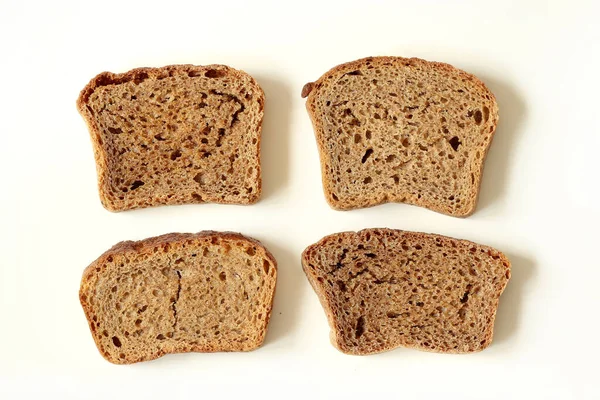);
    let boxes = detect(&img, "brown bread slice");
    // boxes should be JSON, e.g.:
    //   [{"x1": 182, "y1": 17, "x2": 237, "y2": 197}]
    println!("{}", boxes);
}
[
  {"x1": 301, "y1": 228, "x2": 510, "y2": 355},
  {"x1": 77, "y1": 64, "x2": 264, "y2": 212},
  {"x1": 80, "y1": 231, "x2": 277, "y2": 364},
  {"x1": 302, "y1": 57, "x2": 499, "y2": 216}
]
